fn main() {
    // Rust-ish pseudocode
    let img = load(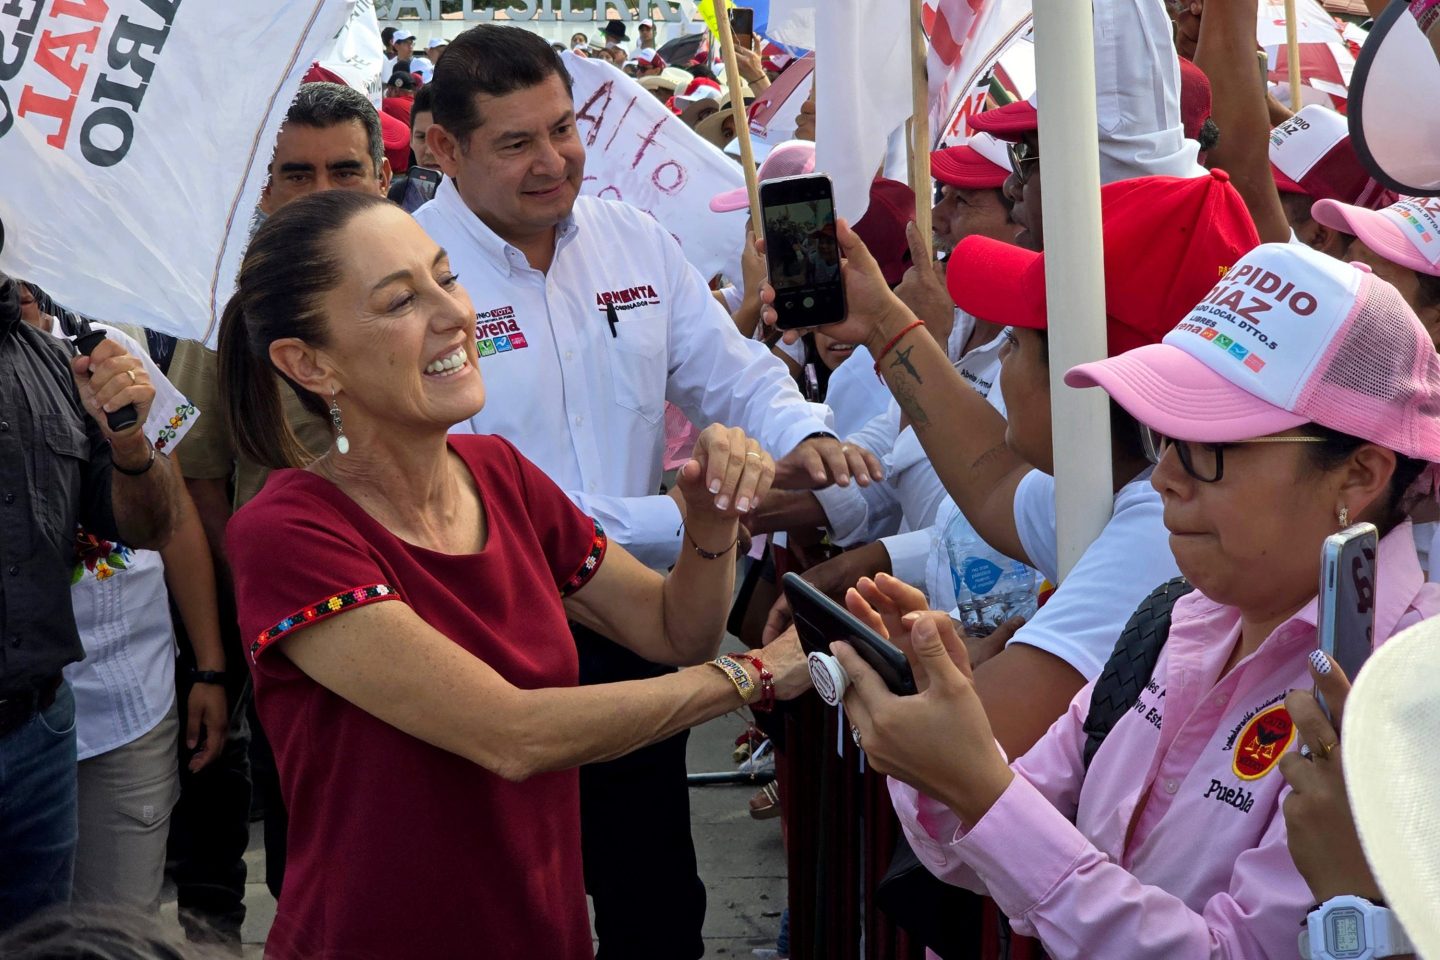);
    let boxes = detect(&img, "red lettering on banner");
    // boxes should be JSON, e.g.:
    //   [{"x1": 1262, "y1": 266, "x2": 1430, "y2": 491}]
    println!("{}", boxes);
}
[
  {"x1": 575, "y1": 81, "x2": 614, "y2": 147},
  {"x1": 17, "y1": 86, "x2": 76, "y2": 148},
  {"x1": 35, "y1": 27, "x2": 100, "y2": 98},
  {"x1": 652, "y1": 159, "x2": 686, "y2": 195},
  {"x1": 632, "y1": 115, "x2": 665, "y2": 168},
  {"x1": 51, "y1": 0, "x2": 111, "y2": 20},
  {"x1": 604, "y1": 95, "x2": 638, "y2": 152}
]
